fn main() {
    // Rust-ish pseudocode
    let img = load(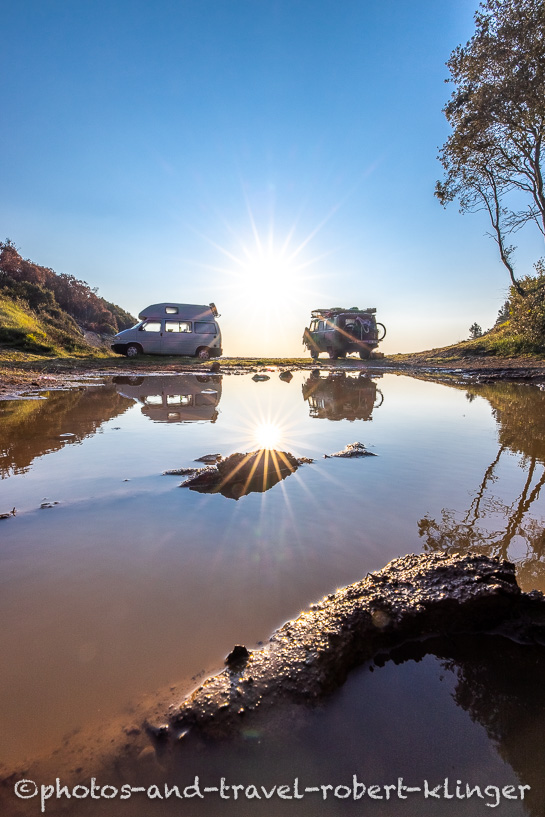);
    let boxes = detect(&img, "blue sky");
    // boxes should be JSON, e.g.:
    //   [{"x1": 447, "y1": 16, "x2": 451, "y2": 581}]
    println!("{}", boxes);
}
[{"x1": 2, "y1": 0, "x2": 543, "y2": 356}]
